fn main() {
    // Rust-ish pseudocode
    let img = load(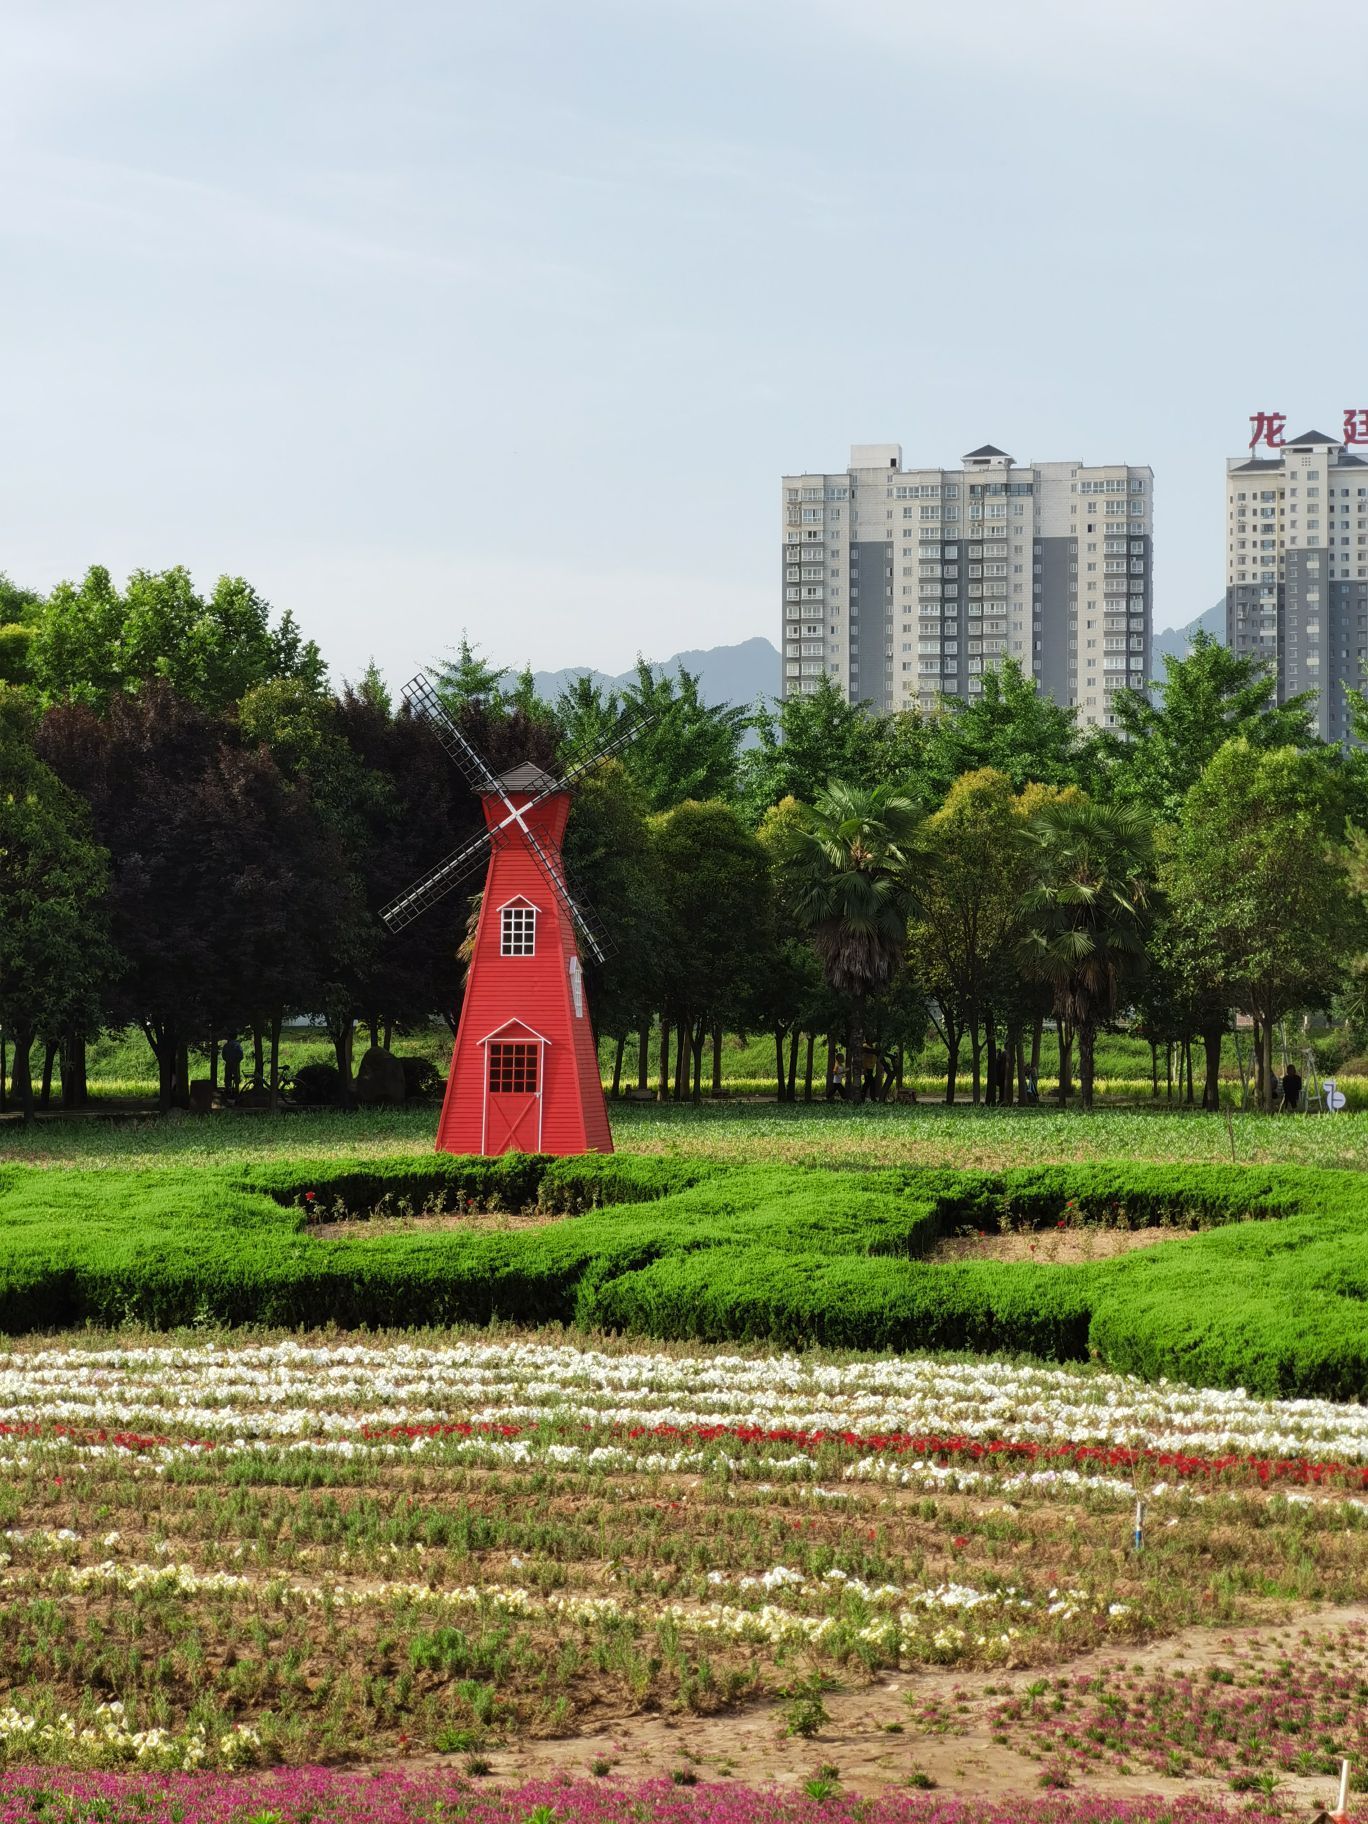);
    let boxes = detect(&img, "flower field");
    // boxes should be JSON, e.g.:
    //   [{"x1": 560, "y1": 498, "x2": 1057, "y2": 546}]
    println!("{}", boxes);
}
[{"x1": 0, "y1": 1330, "x2": 1363, "y2": 1813}]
